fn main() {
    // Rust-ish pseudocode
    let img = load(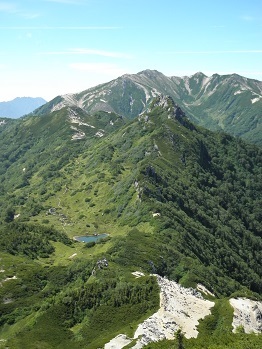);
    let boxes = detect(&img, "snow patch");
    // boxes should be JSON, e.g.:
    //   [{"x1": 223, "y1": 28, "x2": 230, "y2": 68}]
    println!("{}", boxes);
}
[
  {"x1": 234, "y1": 90, "x2": 243, "y2": 95},
  {"x1": 198, "y1": 77, "x2": 212, "y2": 96},
  {"x1": 95, "y1": 130, "x2": 104, "y2": 137},
  {"x1": 201, "y1": 76, "x2": 211, "y2": 87},
  {"x1": 130, "y1": 96, "x2": 134, "y2": 106},
  {"x1": 184, "y1": 78, "x2": 191, "y2": 95},
  {"x1": 71, "y1": 131, "x2": 85, "y2": 140},
  {"x1": 132, "y1": 271, "x2": 145, "y2": 278},
  {"x1": 86, "y1": 94, "x2": 95, "y2": 101},
  {"x1": 251, "y1": 96, "x2": 262, "y2": 104},
  {"x1": 68, "y1": 253, "x2": 77, "y2": 259},
  {"x1": 134, "y1": 82, "x2": 151, "y2": 102}
]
